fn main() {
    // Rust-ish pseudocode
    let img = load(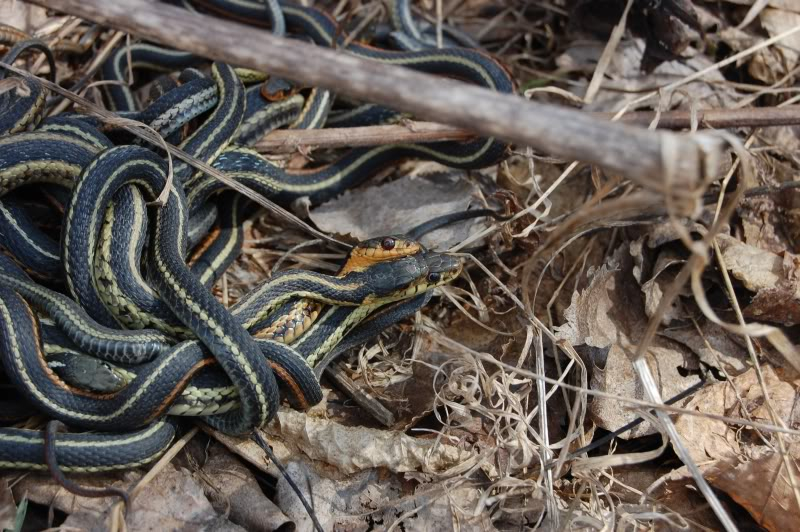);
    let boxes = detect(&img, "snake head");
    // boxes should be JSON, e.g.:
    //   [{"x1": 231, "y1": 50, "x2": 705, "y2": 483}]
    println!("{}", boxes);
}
[
  {"x1": 392, "y1": 251, "x2": 462, "y2": 300},
  {"x1": 421, "y1": 251, "x2": 462, "y2": 288},
  {"x1": 260, "y1": 77, "x2": 299, "y2": 101},
  {"x1": 361, "y1": 251, "x2": 462, "y2": 304},
  {"x1": 339, "y1": 235, "x2": 424, "y2": 275}
]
